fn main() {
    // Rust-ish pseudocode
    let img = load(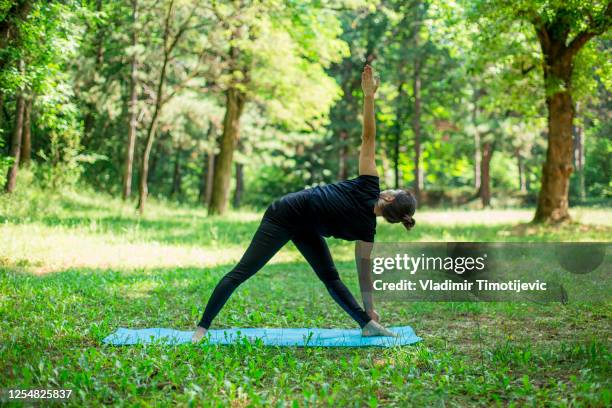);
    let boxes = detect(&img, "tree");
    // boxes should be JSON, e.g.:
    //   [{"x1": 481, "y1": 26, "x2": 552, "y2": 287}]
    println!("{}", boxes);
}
[
  {"x1": 412, "y1": 0, "x2": 425, "y2": 199},
  {"x1": 19, "y1": 96, "x2": 31, "y2": 165},
  {"x1": 4, "y1": 88, "x2": 25, "y2": 192},
  {"x1": 475, "y1": 0, "x2": 611, "y2": 222},
  {"x1": 206, "y1": 0, "x2": 347, "y2": 215},
  {"x1": 123, "y1": 0, "x2": 139, "y2": 200},
  {"x1": 531, "y1": 2, "x2": 611, "y2": 222},
  {"x1": 136, "y1": 0, "x2": 209, "y2": 213},
  {"x1": 0, "y1": 1, "x2": 32, "y2": 72}
]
